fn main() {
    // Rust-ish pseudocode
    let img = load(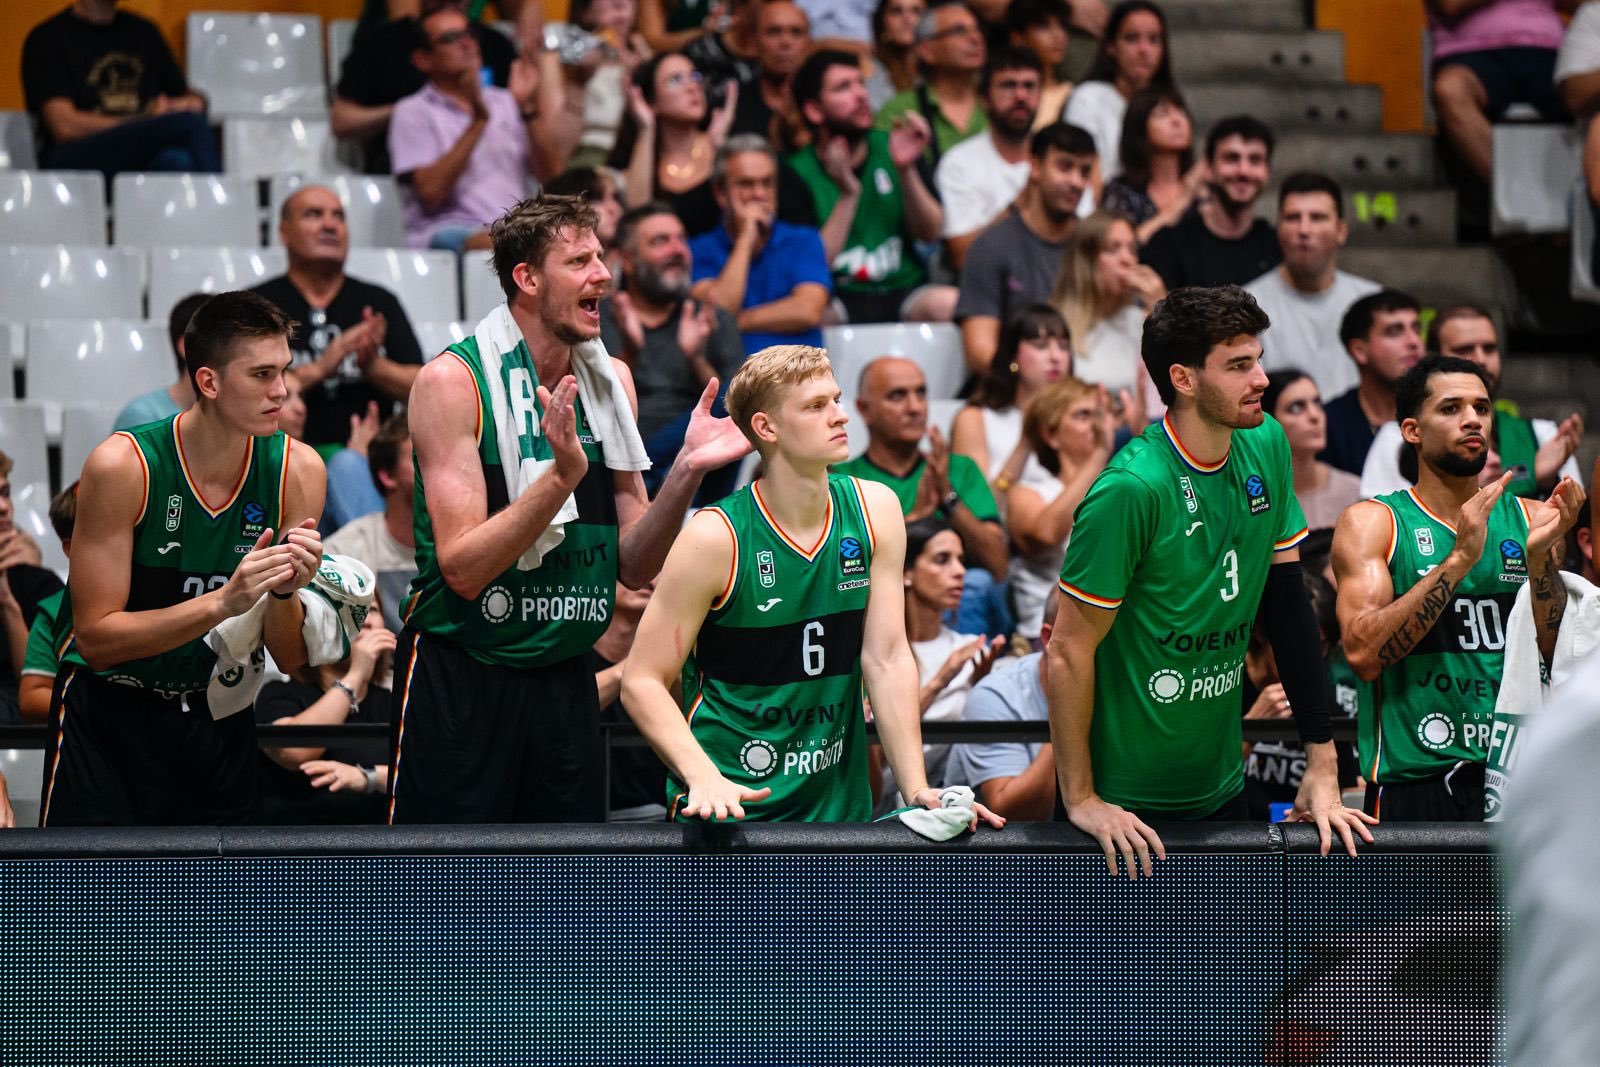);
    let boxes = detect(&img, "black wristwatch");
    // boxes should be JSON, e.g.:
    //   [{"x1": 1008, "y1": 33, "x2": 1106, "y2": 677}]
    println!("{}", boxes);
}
[{"x1": 941, "y1": 490, "x2": 961, "y2": 513}]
